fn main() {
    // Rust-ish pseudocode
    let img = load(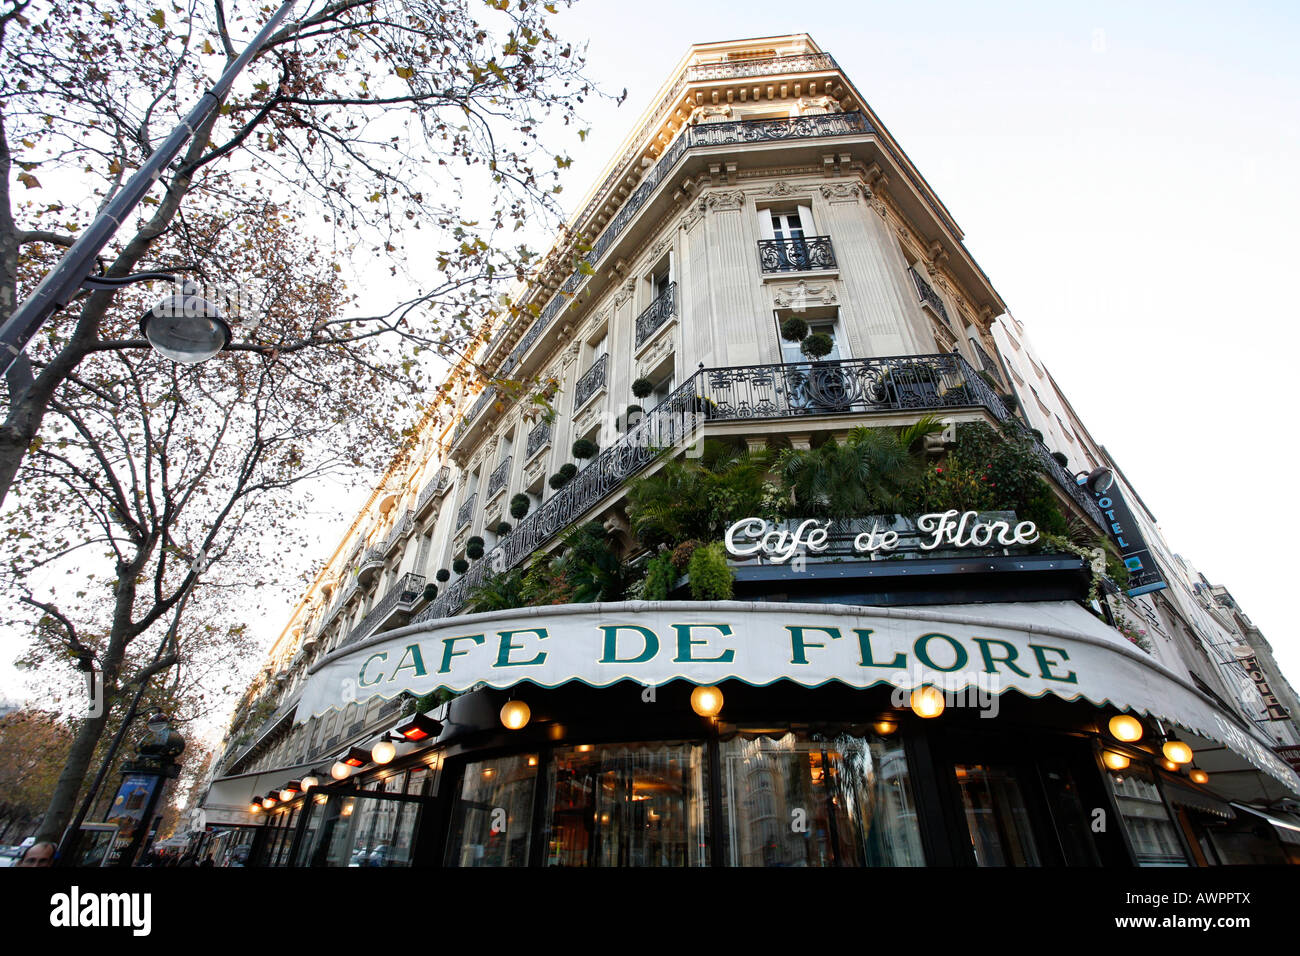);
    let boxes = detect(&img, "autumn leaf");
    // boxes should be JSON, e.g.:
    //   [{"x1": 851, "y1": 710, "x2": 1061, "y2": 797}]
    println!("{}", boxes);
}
[
  {"x1": 17, "y1": 172, "x2": 41, "y2": 189},
  {"x1": 148, "y1": 9, "x2": 166, "y2": 28}
]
